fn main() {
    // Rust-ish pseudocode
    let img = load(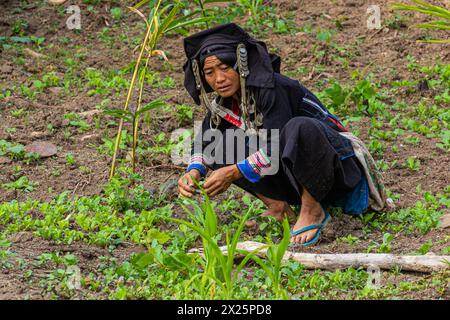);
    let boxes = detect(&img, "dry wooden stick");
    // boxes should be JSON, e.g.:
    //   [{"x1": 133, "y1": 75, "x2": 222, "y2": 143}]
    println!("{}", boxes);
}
[{"x1": 195, "y1": 241, "x2": 450, "y2": 273}]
